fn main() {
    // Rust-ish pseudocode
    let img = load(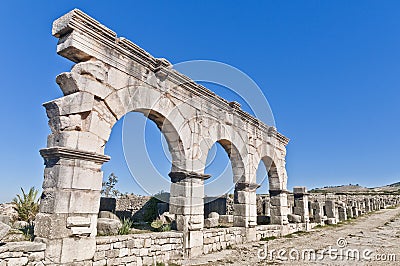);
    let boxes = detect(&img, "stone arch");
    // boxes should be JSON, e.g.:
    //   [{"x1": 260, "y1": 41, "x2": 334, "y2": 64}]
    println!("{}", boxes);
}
[
  {"x1": 255, "y1": 143, "x2": 287, "y2": 191},
  {"x1": 255, "y1": 143, "x2": 289, "y2": 225},
  {"x1": 200, "y1": 121, "x2": 248, "y2": 183},
  {"x1": 91, "y1": 85, "x2": 189, "y2": 173}
]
